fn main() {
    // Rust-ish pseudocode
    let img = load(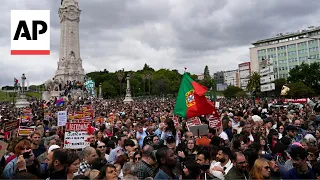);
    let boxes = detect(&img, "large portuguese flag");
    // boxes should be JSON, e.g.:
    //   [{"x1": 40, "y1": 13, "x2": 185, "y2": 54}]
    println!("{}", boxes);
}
[{"x1": 174, "y1": 73, "x2": 216, "y2": 118}]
